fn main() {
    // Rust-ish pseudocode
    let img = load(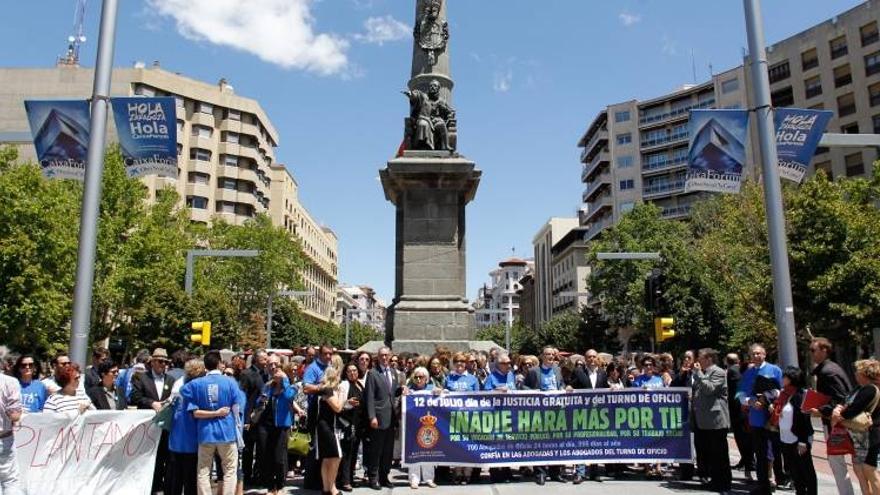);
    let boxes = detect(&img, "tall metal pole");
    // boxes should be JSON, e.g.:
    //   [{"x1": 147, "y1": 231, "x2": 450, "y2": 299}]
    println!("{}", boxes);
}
[
  {"x1": 69, "y1": 0, "x2": 119, "y2": 368},
  {"x1": 744, "y1": 0, "x2": 798, "y2": 368}
]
